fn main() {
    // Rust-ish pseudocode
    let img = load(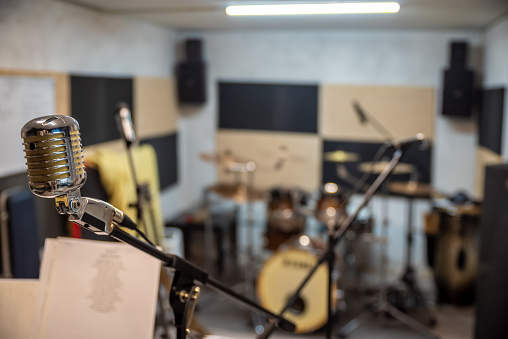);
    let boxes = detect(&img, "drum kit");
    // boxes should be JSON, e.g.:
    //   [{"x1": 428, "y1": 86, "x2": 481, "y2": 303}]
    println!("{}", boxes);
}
[{"x1": 201, "y1": 148, "x2": 437, "y2": 338}]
